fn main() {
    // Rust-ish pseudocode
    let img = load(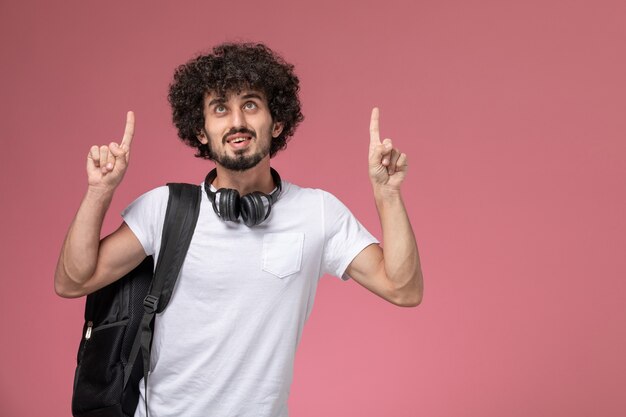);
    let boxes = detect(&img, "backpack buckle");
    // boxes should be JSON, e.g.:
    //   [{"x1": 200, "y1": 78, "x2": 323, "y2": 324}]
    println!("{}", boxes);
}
[{"x1": 143, "y1": 295, "x2": 159, "y2": 313}]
